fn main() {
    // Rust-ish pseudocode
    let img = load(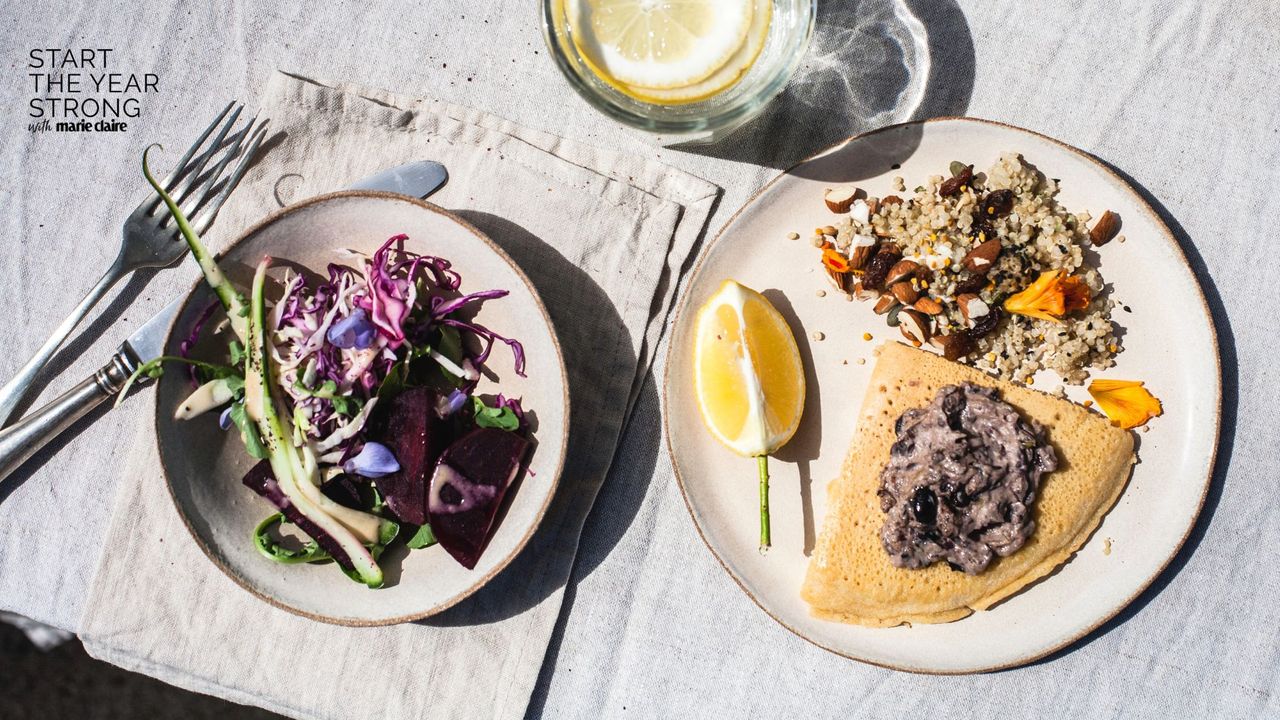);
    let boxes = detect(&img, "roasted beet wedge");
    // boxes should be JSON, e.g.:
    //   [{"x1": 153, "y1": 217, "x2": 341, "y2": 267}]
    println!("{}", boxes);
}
[
  {"x1": 368, "y1": 386, "x2": 446, "y2": 526},
  {"x1": 428, "y1": 428, "x2": 529, "y2": 569},
  {"x1": 320, "y1": 473, "x2": 366, "y2": 511},
  {"x1": 242, "y1": 460, "x2": 355, "y2": 571}
]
